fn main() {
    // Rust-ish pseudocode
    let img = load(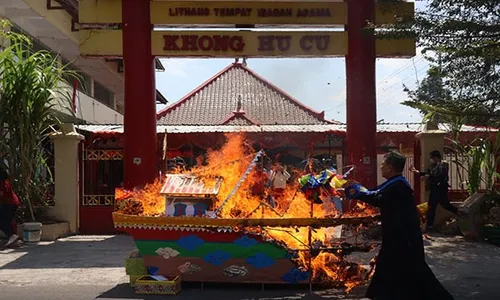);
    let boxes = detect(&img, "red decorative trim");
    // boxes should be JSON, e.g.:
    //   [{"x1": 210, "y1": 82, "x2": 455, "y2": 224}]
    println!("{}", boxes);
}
[
  {"x1": 165, "y1": 150, "x2": 192, "y2": 158},
  {"x1": 72, "y1": 79, "x2": 78, "y2": 113},
  {"x1": 220, "y1": 111, "x2": 259, "y2": 125}
]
